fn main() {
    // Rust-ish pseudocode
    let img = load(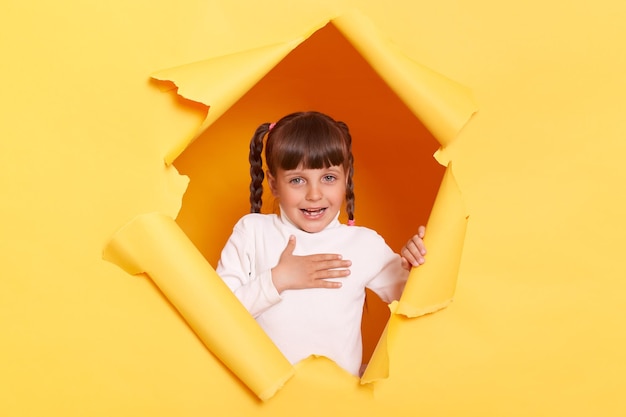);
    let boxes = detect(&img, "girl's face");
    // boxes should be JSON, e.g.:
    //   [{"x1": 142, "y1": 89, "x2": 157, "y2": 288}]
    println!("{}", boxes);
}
[{"x1": 267, "y1": 164, "x2": 347, "y2": 233}]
